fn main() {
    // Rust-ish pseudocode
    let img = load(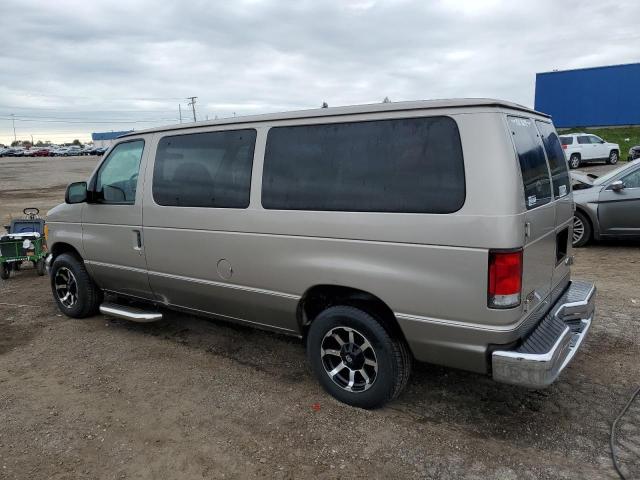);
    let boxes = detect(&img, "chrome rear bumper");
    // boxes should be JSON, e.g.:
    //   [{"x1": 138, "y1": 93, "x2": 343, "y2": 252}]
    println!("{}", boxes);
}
[{"x1": 492, "y1": 280, "x2": 595, "y2": 388}]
